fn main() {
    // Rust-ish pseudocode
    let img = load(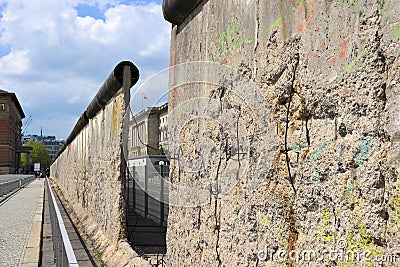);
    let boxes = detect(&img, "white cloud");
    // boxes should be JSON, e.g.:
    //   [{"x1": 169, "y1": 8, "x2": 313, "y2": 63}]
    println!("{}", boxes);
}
[
  {"x1": 0, "y1": 49, "x2": 30, "y2": 75},
  {"x1": 75, "y1": 16, "x2": 115, "y2": 44},
  {"x1": 68, "y1": 95, "x2": 80, "y2": 104},
  {"x1": 0, "y1": 0, "x2": 170, "y2": 139}
]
